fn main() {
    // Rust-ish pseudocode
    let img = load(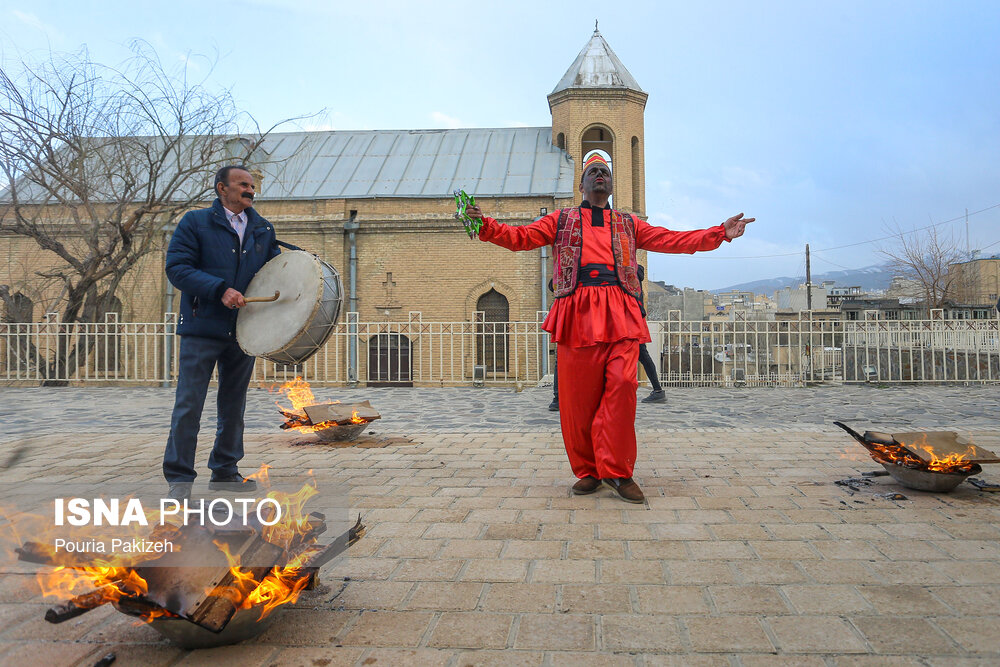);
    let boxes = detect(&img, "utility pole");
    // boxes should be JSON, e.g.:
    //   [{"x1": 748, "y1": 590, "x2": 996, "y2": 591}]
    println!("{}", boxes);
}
[
  {"x1": 805, "y1": 243, "x2": 812, "y2": 311},
  {"x1": 966, "y1": 208, "x2": 971, "y2": 257}
]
